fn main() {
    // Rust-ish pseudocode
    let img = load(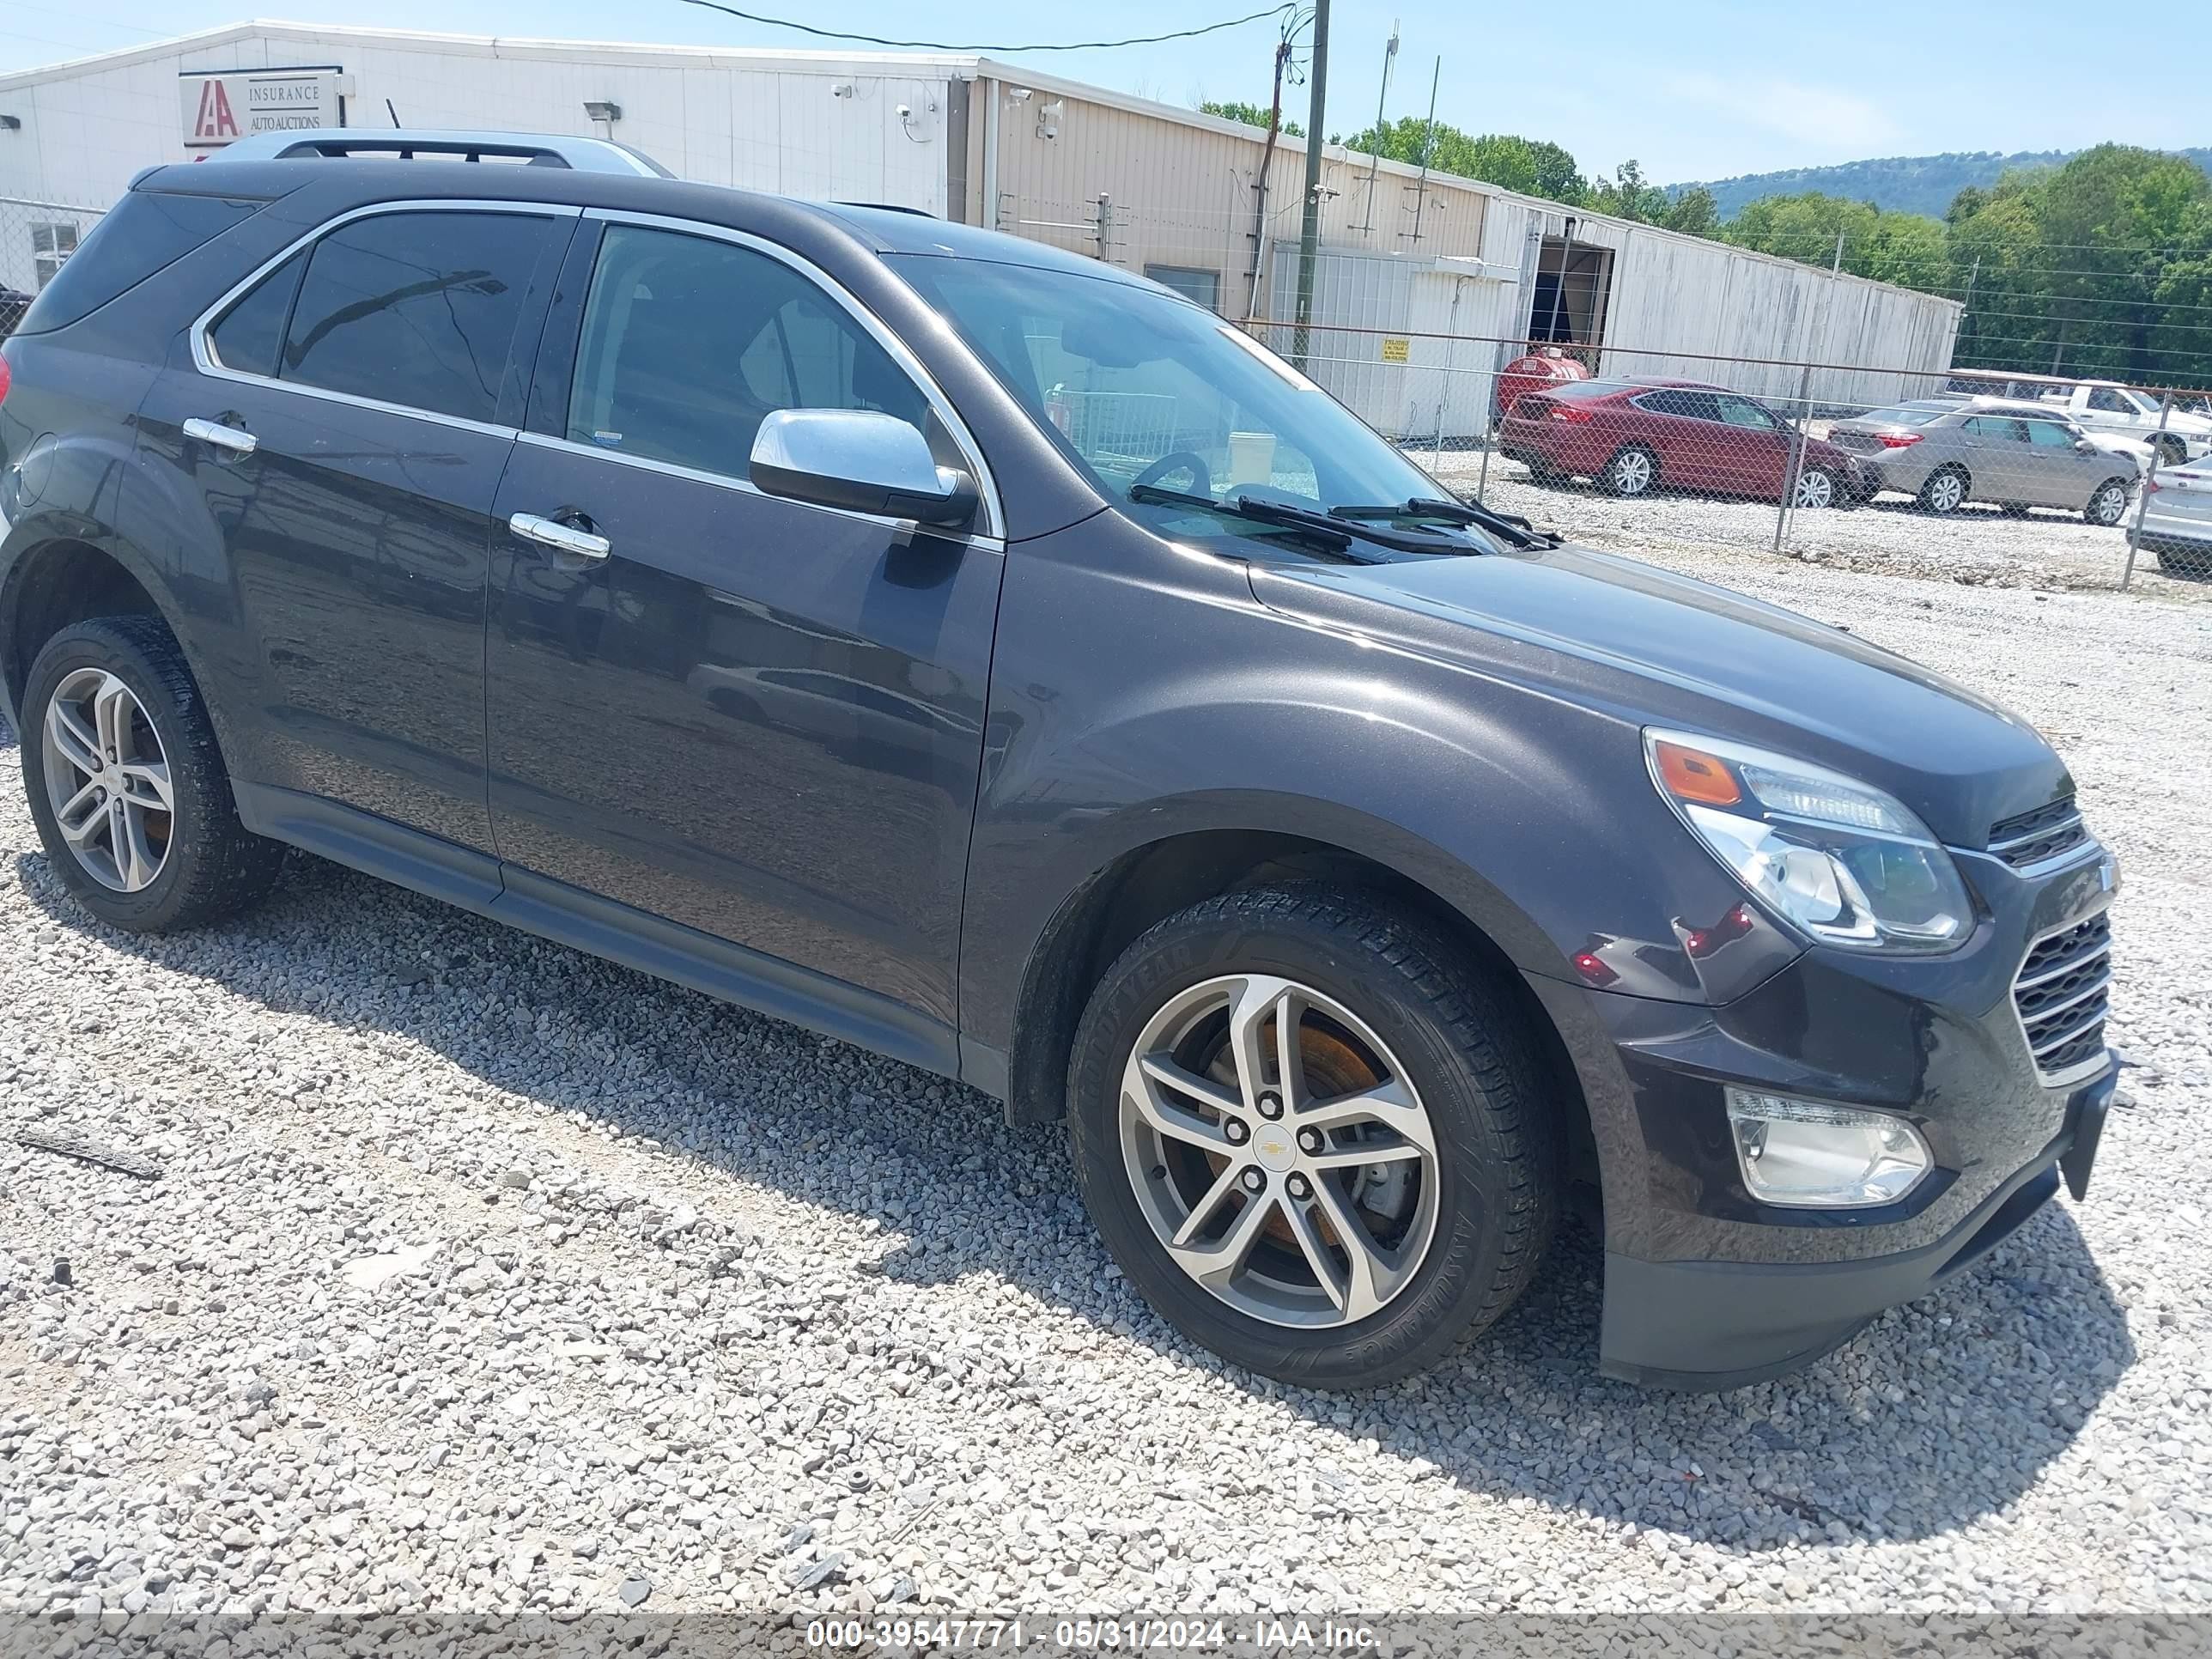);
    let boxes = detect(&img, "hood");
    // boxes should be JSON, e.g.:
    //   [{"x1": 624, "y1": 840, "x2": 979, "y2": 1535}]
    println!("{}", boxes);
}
[{"x1": 1244, "y1": 542, "x2": 2071, "y2": 847}]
